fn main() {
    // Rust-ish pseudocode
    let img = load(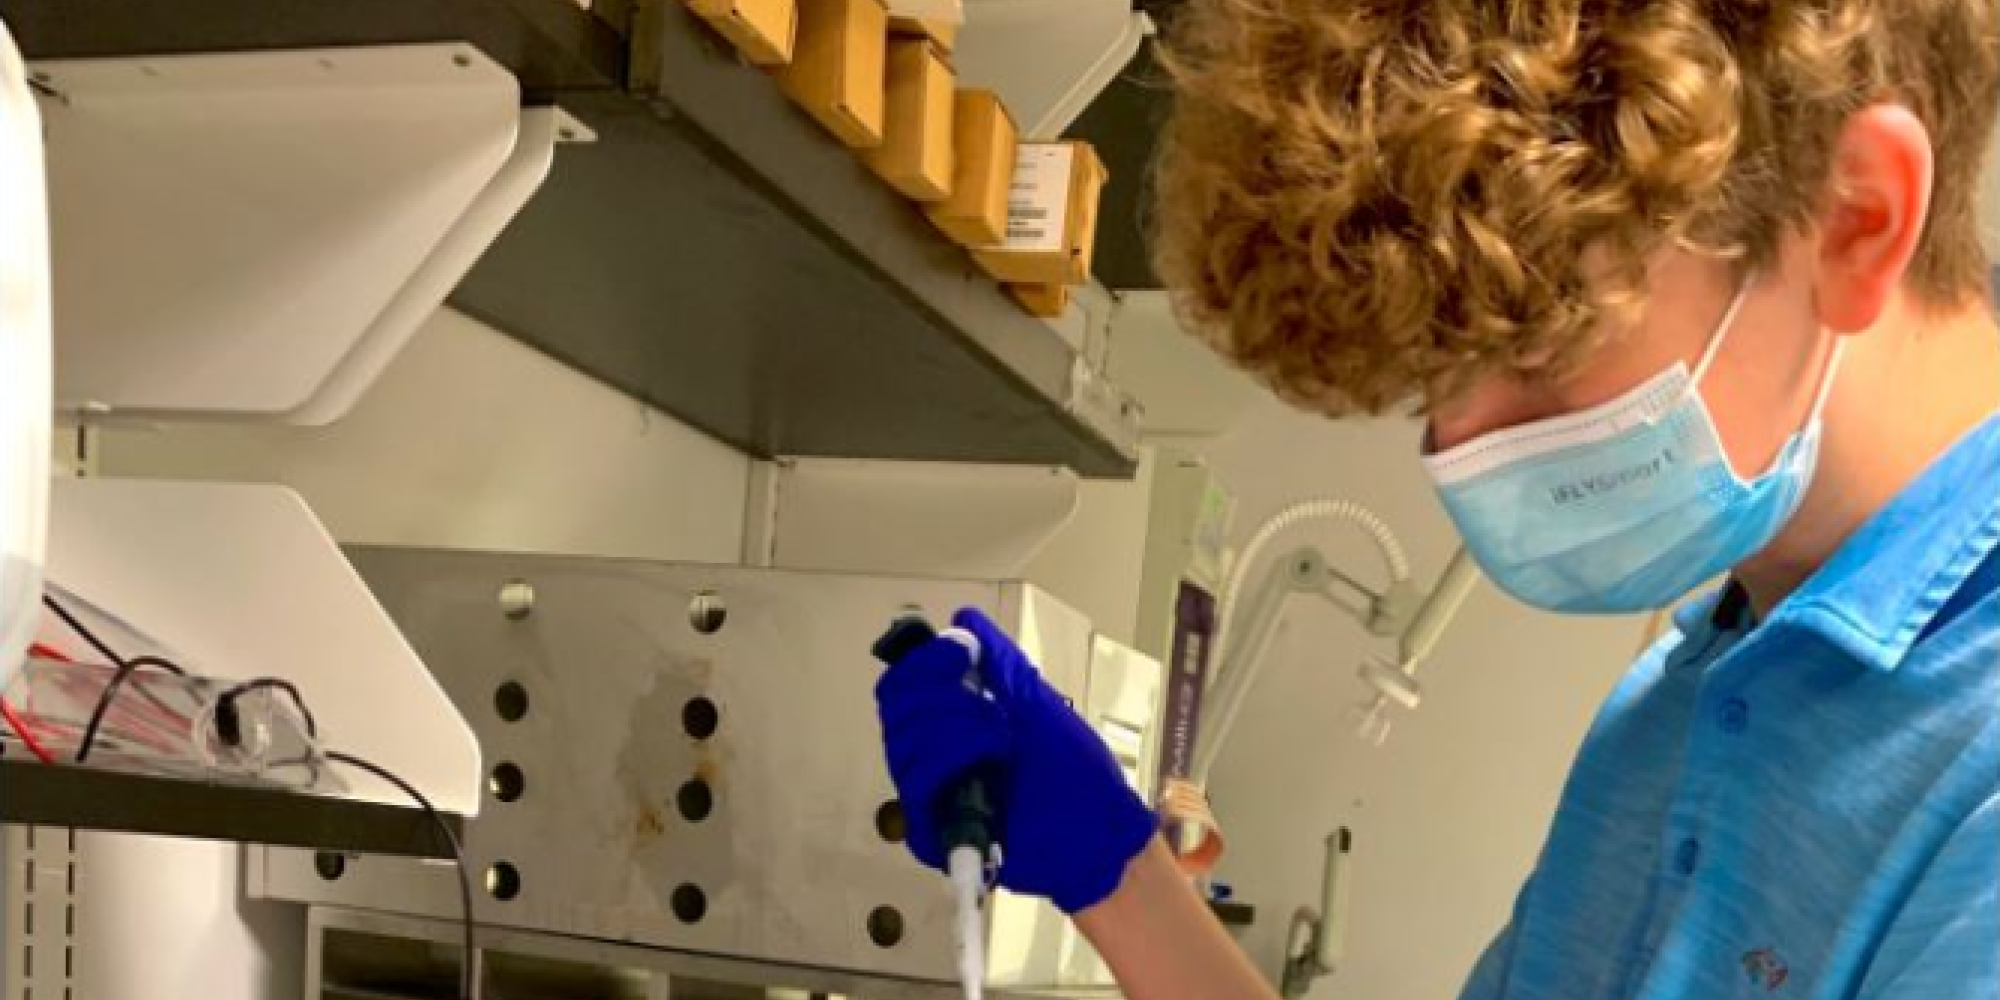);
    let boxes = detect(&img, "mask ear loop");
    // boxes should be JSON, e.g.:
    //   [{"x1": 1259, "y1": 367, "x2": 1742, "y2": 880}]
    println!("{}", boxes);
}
[
  {"x1": 1688, "y1": 273, "x2": 1759, "y2": 389},
  {"x1": 1803, "y1": 336, "x2": 1846, "y2": 426},
  {"x1": 1691, "y1": 272, "x2": 1844, "y2": 425}
]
